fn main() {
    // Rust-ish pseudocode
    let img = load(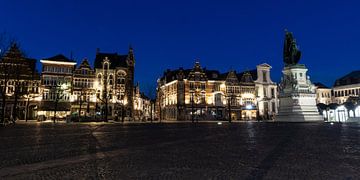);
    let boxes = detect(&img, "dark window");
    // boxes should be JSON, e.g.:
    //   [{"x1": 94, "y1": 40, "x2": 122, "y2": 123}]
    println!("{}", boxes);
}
[
  {"x1": 201, "y1": 83, "x2": 205, "y2": 90},
  {"x1": 190, "y1": 82, "x2": 194, "y2": 89},
  {"x1": 272, "y1": 102, "x2": 276, "y2": 112},
  {"x1": 263, "y1": 71, "x2": 267, "y2": 82},
  {"x1": 109, "y1": 75, "x2": 113, "y2": 85},
  {"x1": 264, "y1": 88, "x2": 267, "y2": 97}
]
